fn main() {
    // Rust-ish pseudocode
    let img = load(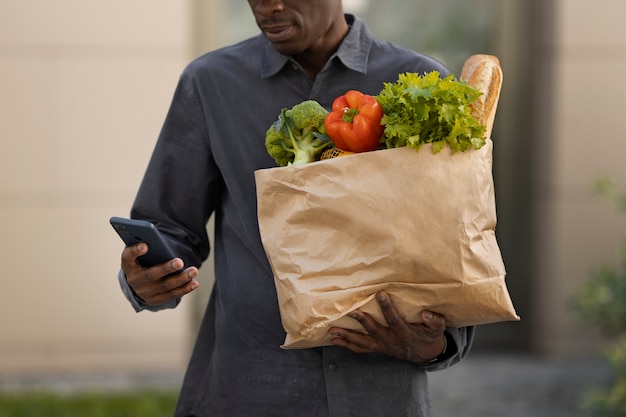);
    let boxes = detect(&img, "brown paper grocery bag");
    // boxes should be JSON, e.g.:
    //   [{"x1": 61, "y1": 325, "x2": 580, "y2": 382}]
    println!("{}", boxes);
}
[{"x1": 255, "y1": 140, "x2": 519, "y2": 349}]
